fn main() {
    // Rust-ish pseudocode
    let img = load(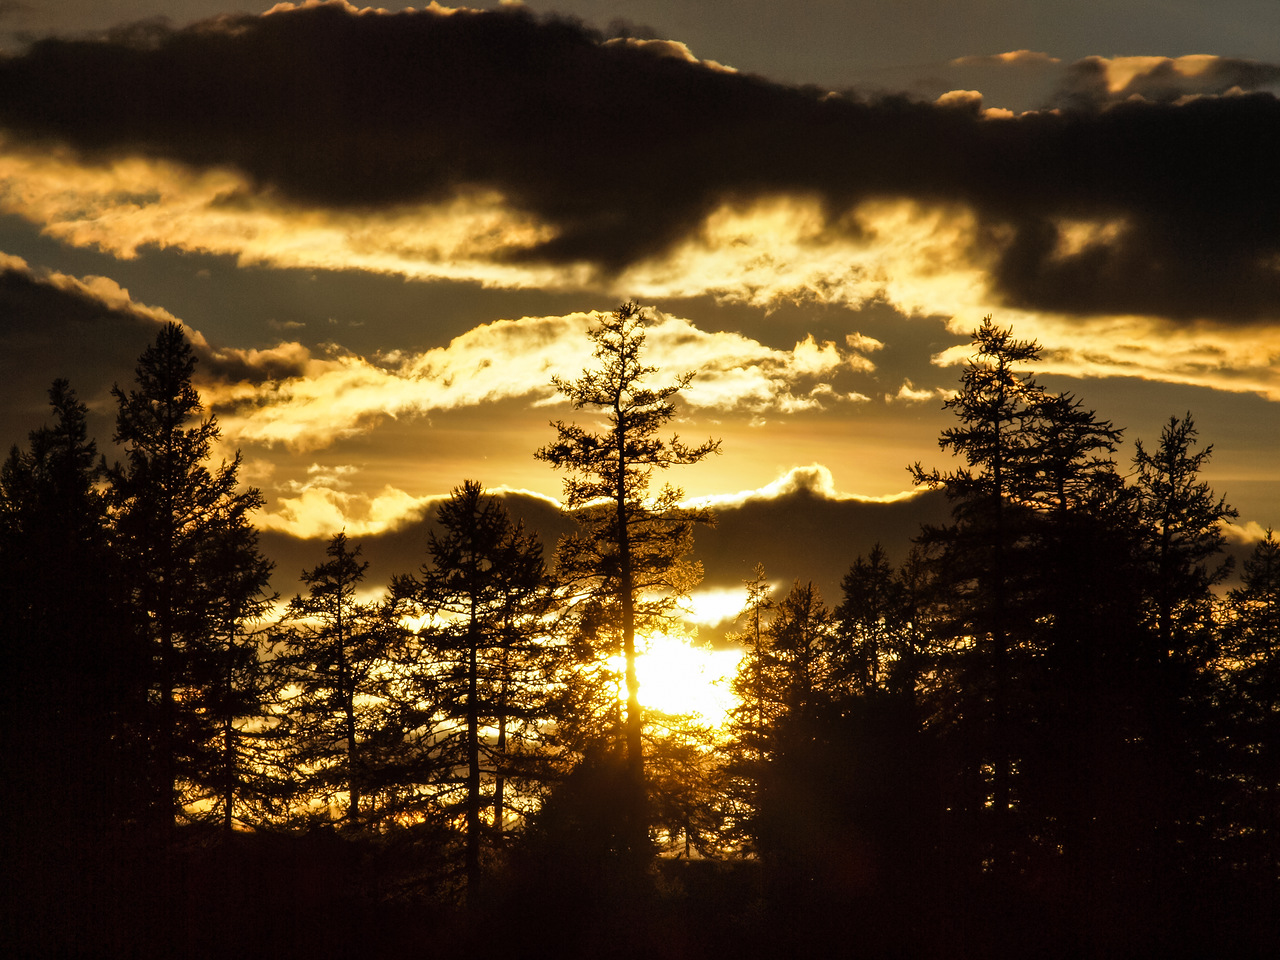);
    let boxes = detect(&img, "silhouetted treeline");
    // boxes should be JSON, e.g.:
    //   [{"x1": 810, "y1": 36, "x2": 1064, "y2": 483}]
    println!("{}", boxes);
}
[
  {"x1": 719, "y1": 321, "x2": 1278, "y2": 958},
  {"x1": 3, "y1": 316, "x2": 1278, "y2": 959}
]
